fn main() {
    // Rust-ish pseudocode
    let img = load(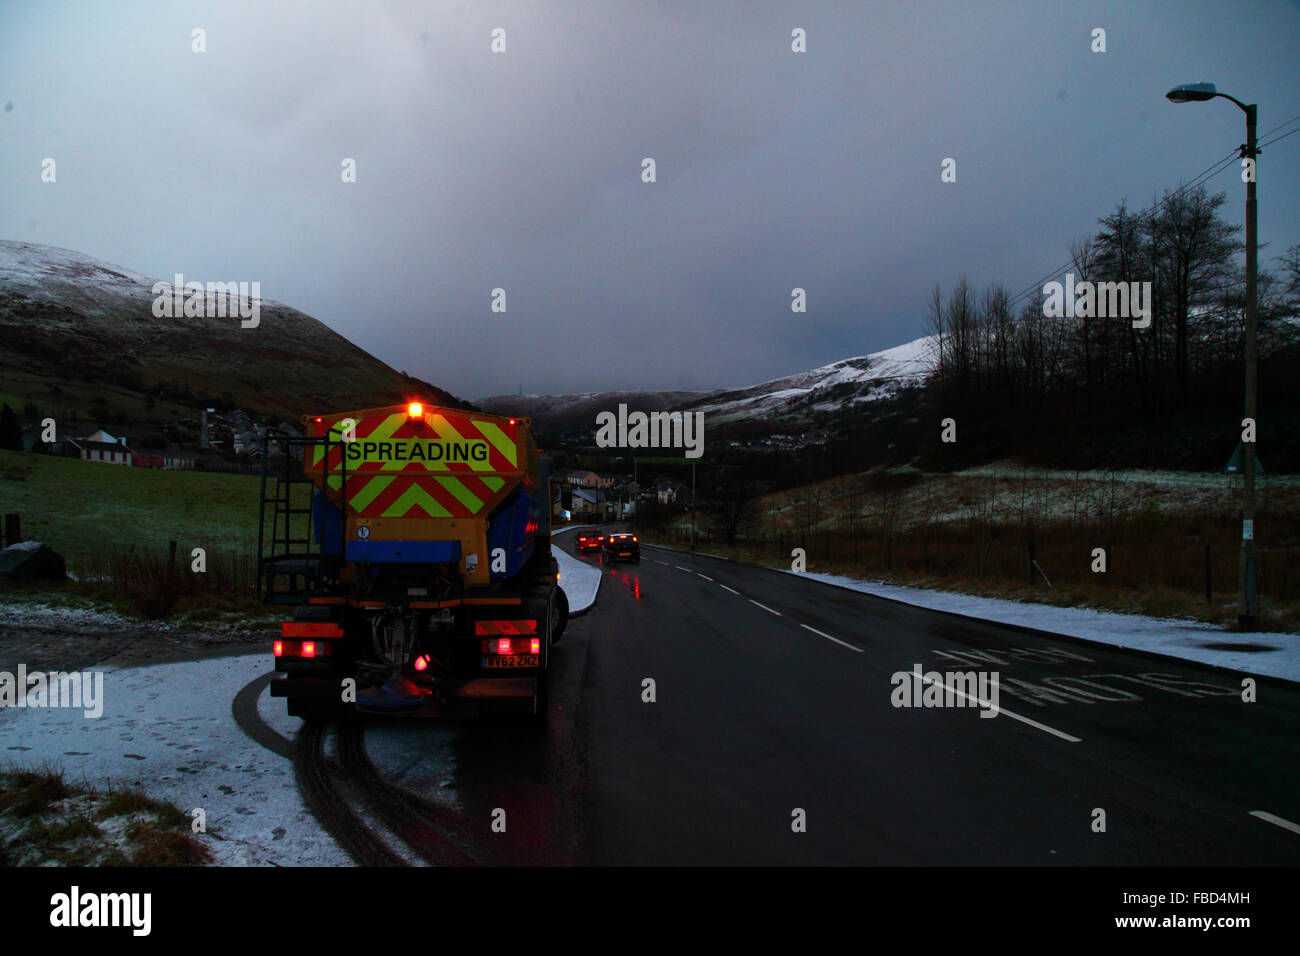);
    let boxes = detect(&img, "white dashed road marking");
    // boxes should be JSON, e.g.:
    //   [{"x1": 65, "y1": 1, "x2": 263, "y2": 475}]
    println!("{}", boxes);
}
[
  {"x1": 1251, "y1": 811, "x2": 1300, "y2": 836},
  {"x1": 799, "y1": 624, "x2": 863, "y2": 653}
]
